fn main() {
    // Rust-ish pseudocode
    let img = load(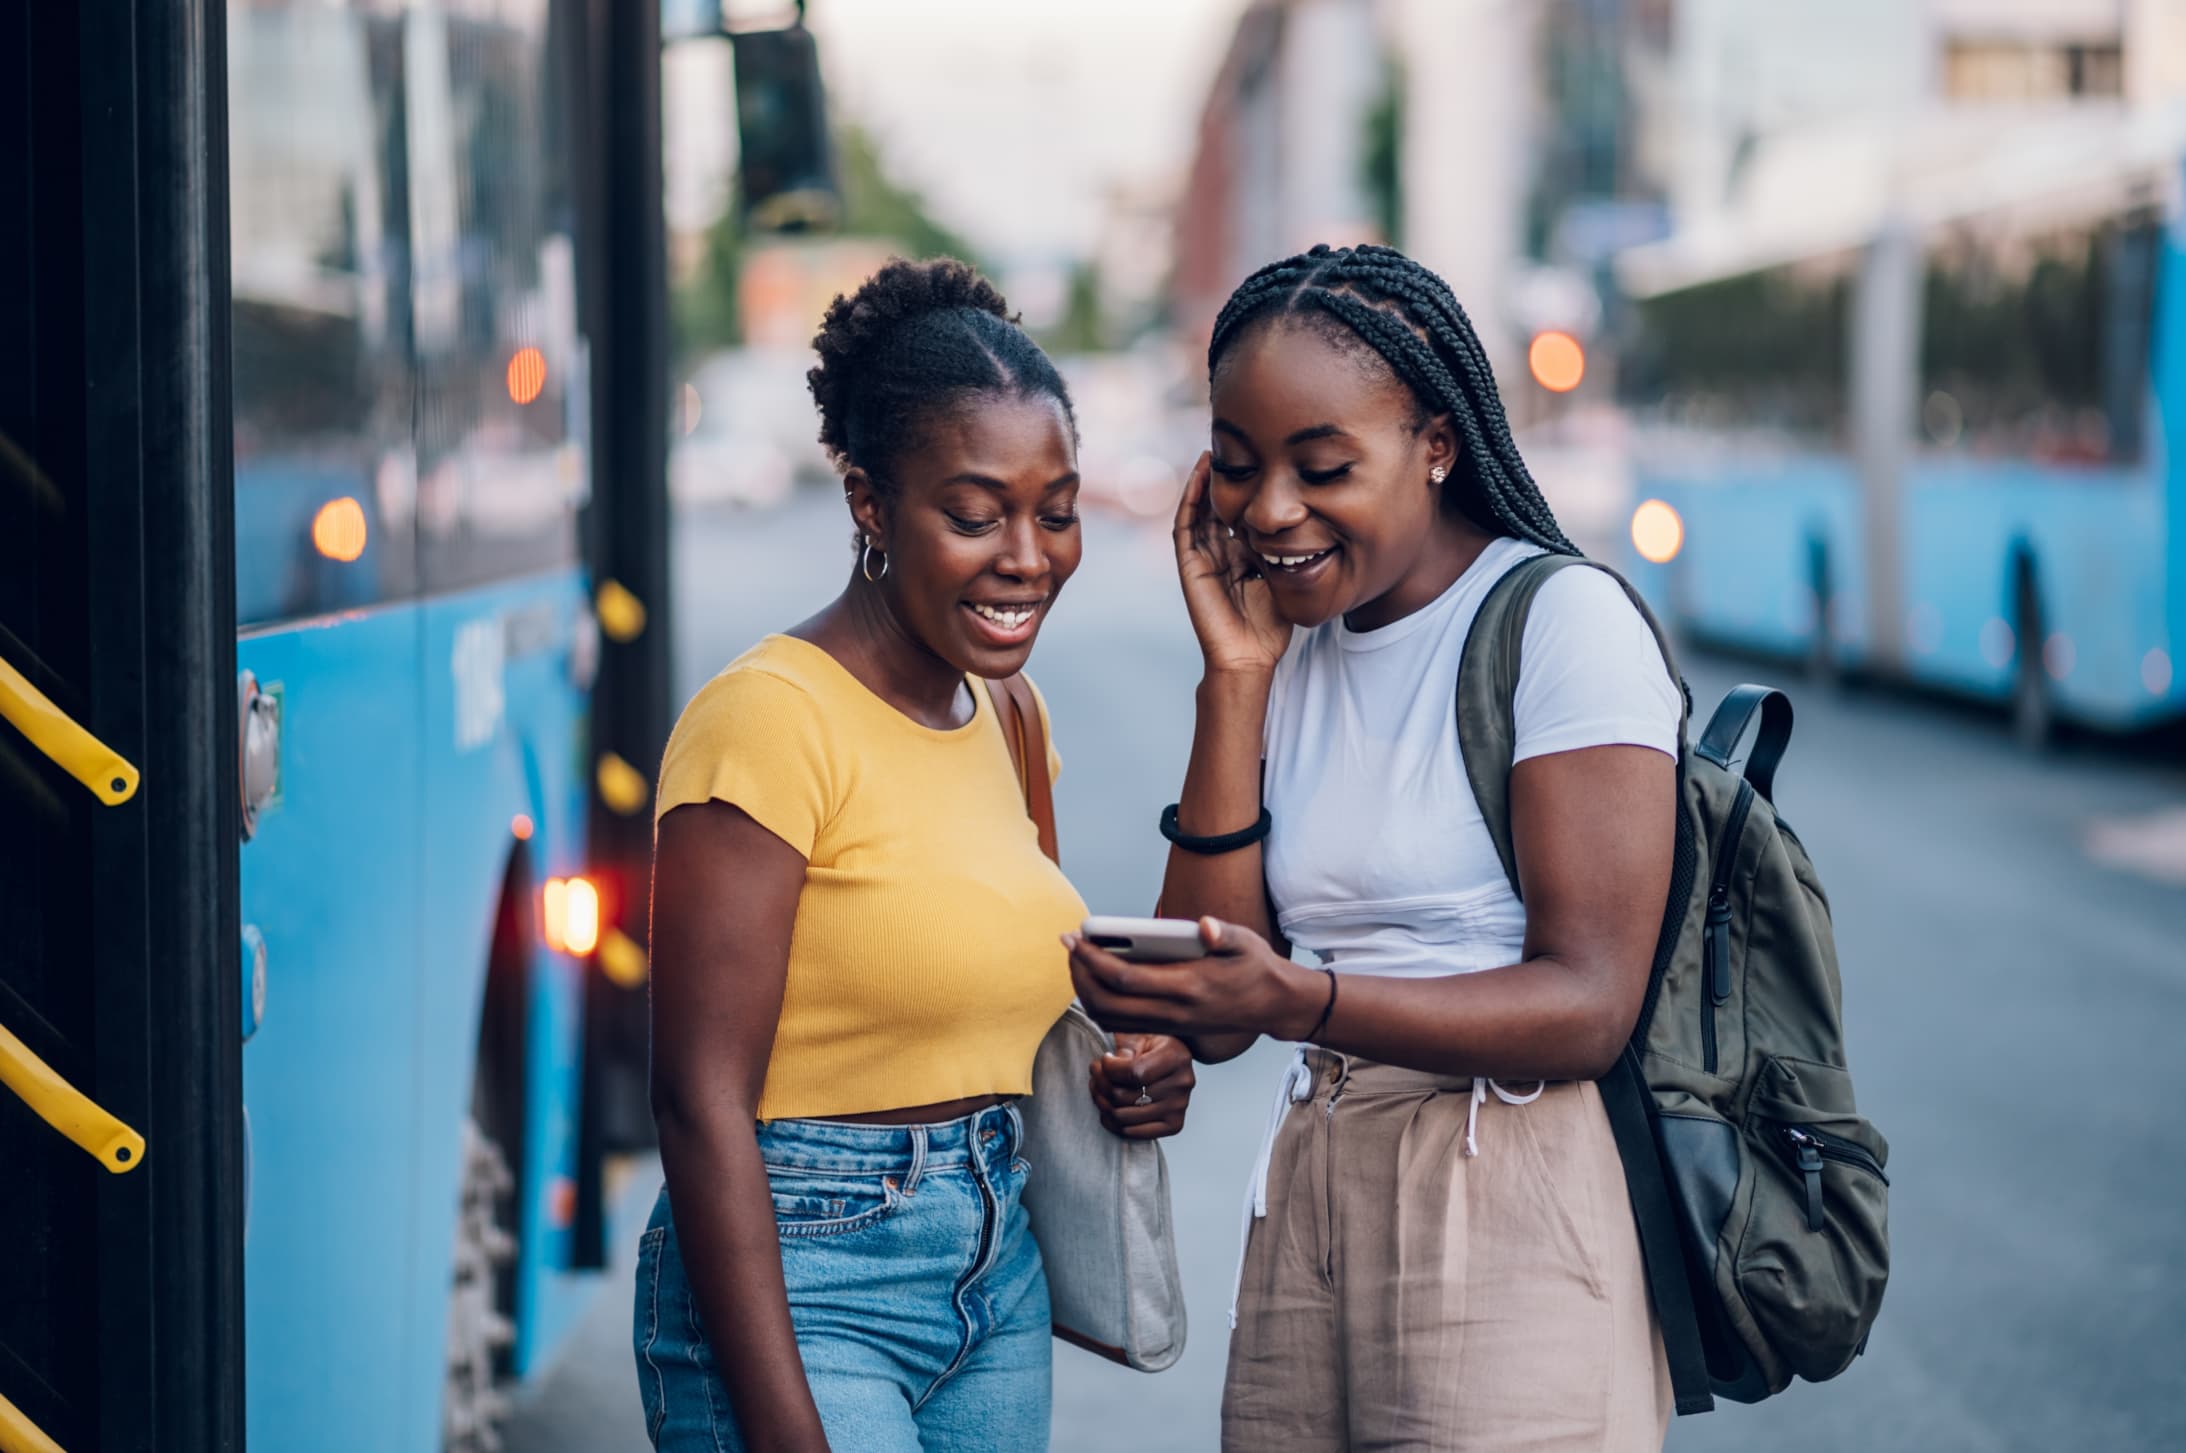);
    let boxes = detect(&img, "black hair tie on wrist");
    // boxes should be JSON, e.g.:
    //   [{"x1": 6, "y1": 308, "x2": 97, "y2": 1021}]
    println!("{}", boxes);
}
[
  {"x1": 1304, "y1": 967, "x2": 1338, "y2": 1043},
  {"x1": 1159, "y1": 803, "x2": 1272, "y2": 855}
]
